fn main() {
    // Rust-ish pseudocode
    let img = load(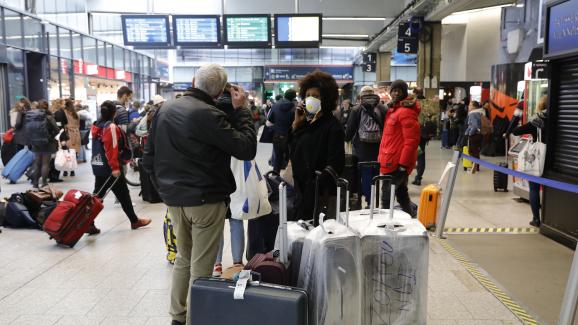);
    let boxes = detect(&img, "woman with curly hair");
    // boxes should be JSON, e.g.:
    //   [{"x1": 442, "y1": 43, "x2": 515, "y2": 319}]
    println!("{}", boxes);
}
[{"x1": 290, "y1": 70, "x2": 345, "y2": 224}]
